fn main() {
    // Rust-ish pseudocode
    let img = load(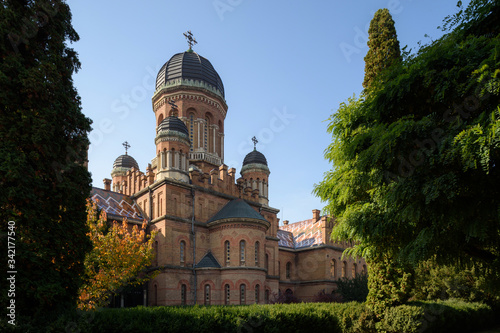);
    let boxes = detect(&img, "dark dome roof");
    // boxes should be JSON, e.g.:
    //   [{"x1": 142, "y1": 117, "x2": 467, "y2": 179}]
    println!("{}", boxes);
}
[
  {"x1": 157, "y1": 116, "x2": 189, "y2": 136},
  {"x1": 208, "y1": 199, "x2": 267, "y2": 223},
  {"x1": 155, "y1": 51, "x2": 224, "y2": 97},
  {"x1": 243, "y1": 149, "x2": 268, "y2": 166},
  {"x1": 113, "y1": 154, "x2": 139, "y2": 170}
]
